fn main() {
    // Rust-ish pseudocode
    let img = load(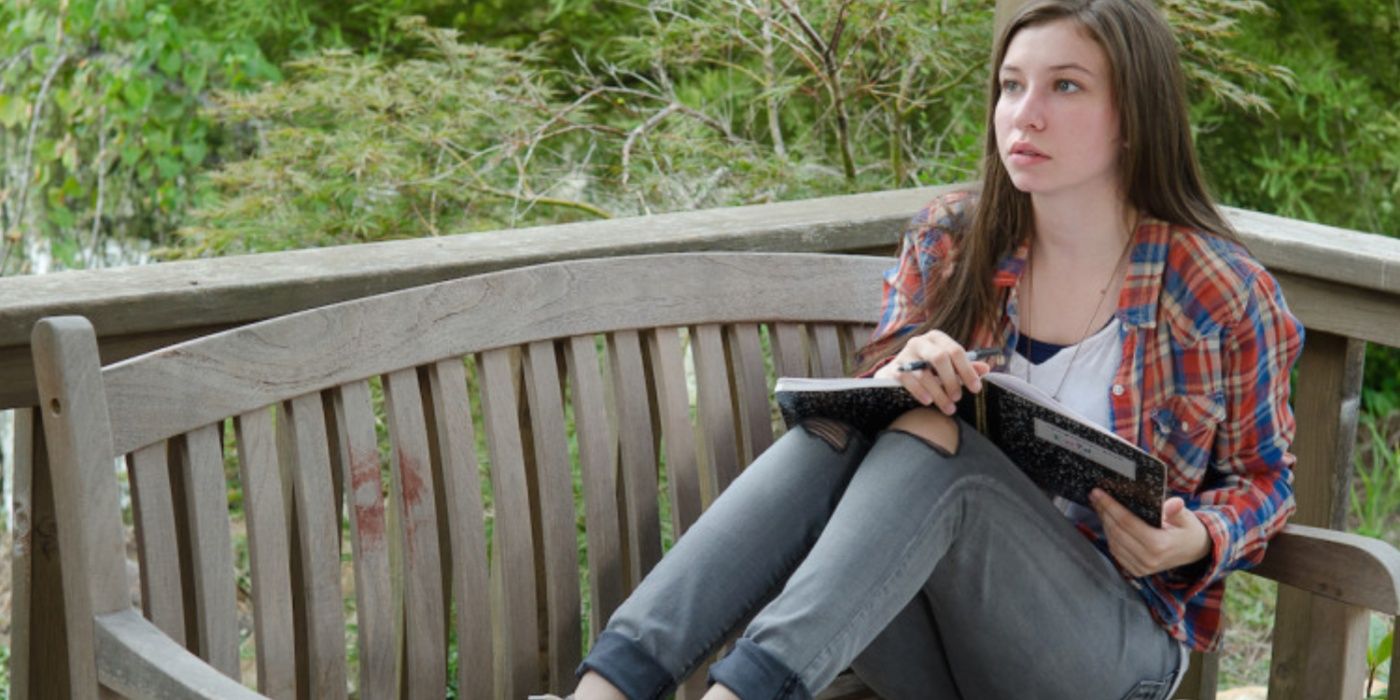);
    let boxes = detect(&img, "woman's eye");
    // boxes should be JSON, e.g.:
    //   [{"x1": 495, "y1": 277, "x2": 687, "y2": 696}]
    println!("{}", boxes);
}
[
  {"x1": 1055, "y1": 79, "x2": 1081, "y2": 93},
  {"x1": 1001, "y1": 79, "x2": 1022, "y2": 93}
]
